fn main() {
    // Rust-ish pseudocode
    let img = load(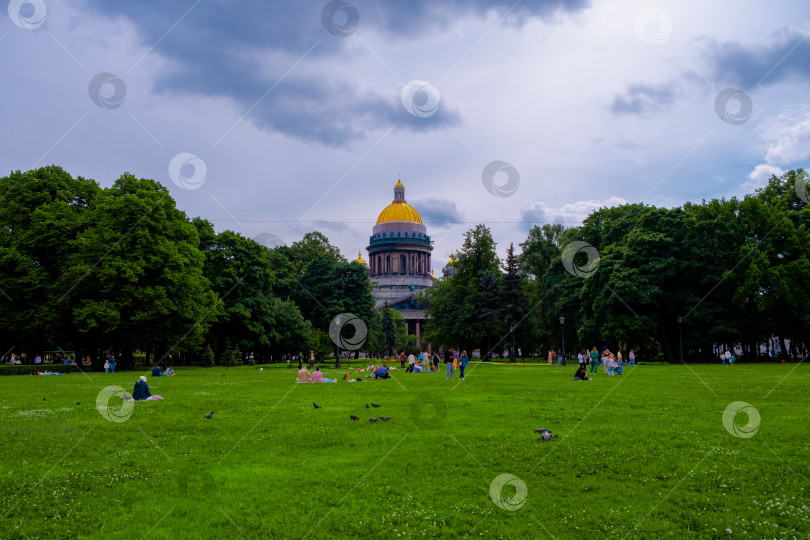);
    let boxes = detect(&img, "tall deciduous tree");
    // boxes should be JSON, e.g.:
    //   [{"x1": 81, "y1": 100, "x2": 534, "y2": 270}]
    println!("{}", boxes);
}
[
  {"x1": 68, "y1": 174, "x2": 217, "y2": 365},
  {"x1": 0, "y1": 166, "x2": 100, "y2": 356}
]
